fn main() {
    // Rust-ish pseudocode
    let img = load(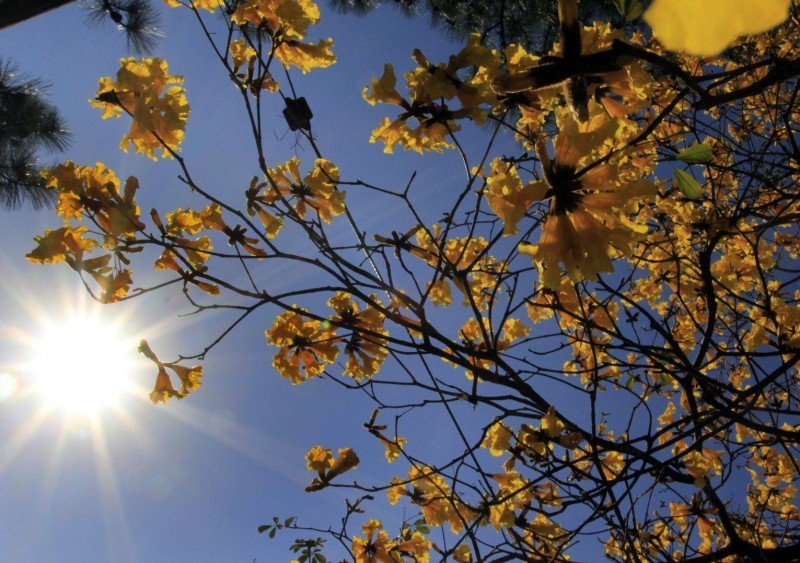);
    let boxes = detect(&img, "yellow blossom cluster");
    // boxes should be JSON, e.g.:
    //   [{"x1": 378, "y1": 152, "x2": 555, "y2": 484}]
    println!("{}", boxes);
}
[
  {"x1": 263, "y1": 157, "x2": 344, "y2": 223},
  {"x1": 266, "y1": 294, "x2": 390, "y2": 383},
  {"x1": 362, "y1": 34, "x2": 500, "y2": 153},
  {"x1": 26, "y1": 162, "x2": 143, "y2": 302},
  {"x1": 327, "y1": 292, "x2": 388, "y2": 380},
  {"x1": 482, "y1": 408, "x2": 582, "y2": 464},
  {"x1": 448, "y1": 316, "x2": 529, "y2": 379},
  {"x1": 266, "y1": 308, "x2": 339, "y2": 384},
  {"x1": 91, "y1": 58, "x2": 189, "y2": 159},
  {"x1": 230, "y1": 0, "x2": 335, "y2": 73},
  {"x1": 514, "y1": 107, "x2": 655, "y2": 288},
  {"x1": 388, "y1": 466, "x2": 476, "y2": 534},
  {"x1": 351, "y1": 518, "x2": 431, "y2": 563},
  {"x1": 412, "y1": 228, "x2": 505, "y2": 309},
  {"x1": 151, "y1": 203, "x2": 270, "y2": 296}
]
